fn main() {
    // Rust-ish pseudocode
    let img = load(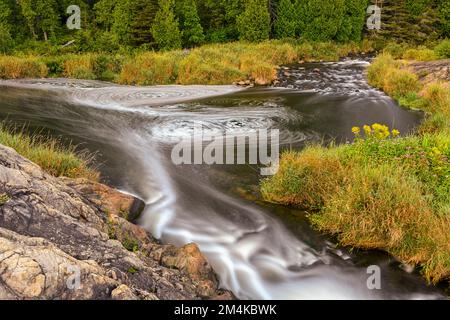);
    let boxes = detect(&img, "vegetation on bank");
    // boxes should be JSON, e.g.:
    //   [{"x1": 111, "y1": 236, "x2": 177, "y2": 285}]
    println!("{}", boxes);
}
[
  {"x1": 368, "y1": 51, "x2": 450, "y2": 133},
  {"x1": 261, "y1": 51, "x2": 450, "y2": 283},
  {"x1": 0, "y1": 40, "x2": 375, "y2": 85},
  {"x1": 0, "y1": 124, "x2": 99, "y2": 181}
]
